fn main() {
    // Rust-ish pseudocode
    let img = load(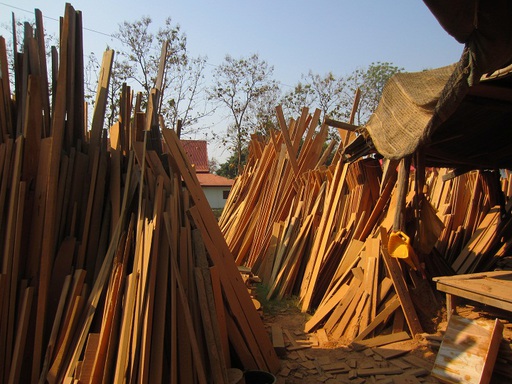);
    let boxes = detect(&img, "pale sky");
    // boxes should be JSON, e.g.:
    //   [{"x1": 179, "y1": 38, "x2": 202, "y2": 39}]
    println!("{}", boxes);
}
[{"x1": 0, "y1": 0, "x2": 463, "y2": 162}]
